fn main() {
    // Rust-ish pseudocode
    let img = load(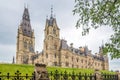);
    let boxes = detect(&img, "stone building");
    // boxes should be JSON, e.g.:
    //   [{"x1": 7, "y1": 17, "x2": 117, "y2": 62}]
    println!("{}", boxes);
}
[
  {"x1": 16, "y1": 7, "x2": 109, "y2": 70},
  {"x1": 16, "y1": 7, "x2": 35, "y2": 64}
]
